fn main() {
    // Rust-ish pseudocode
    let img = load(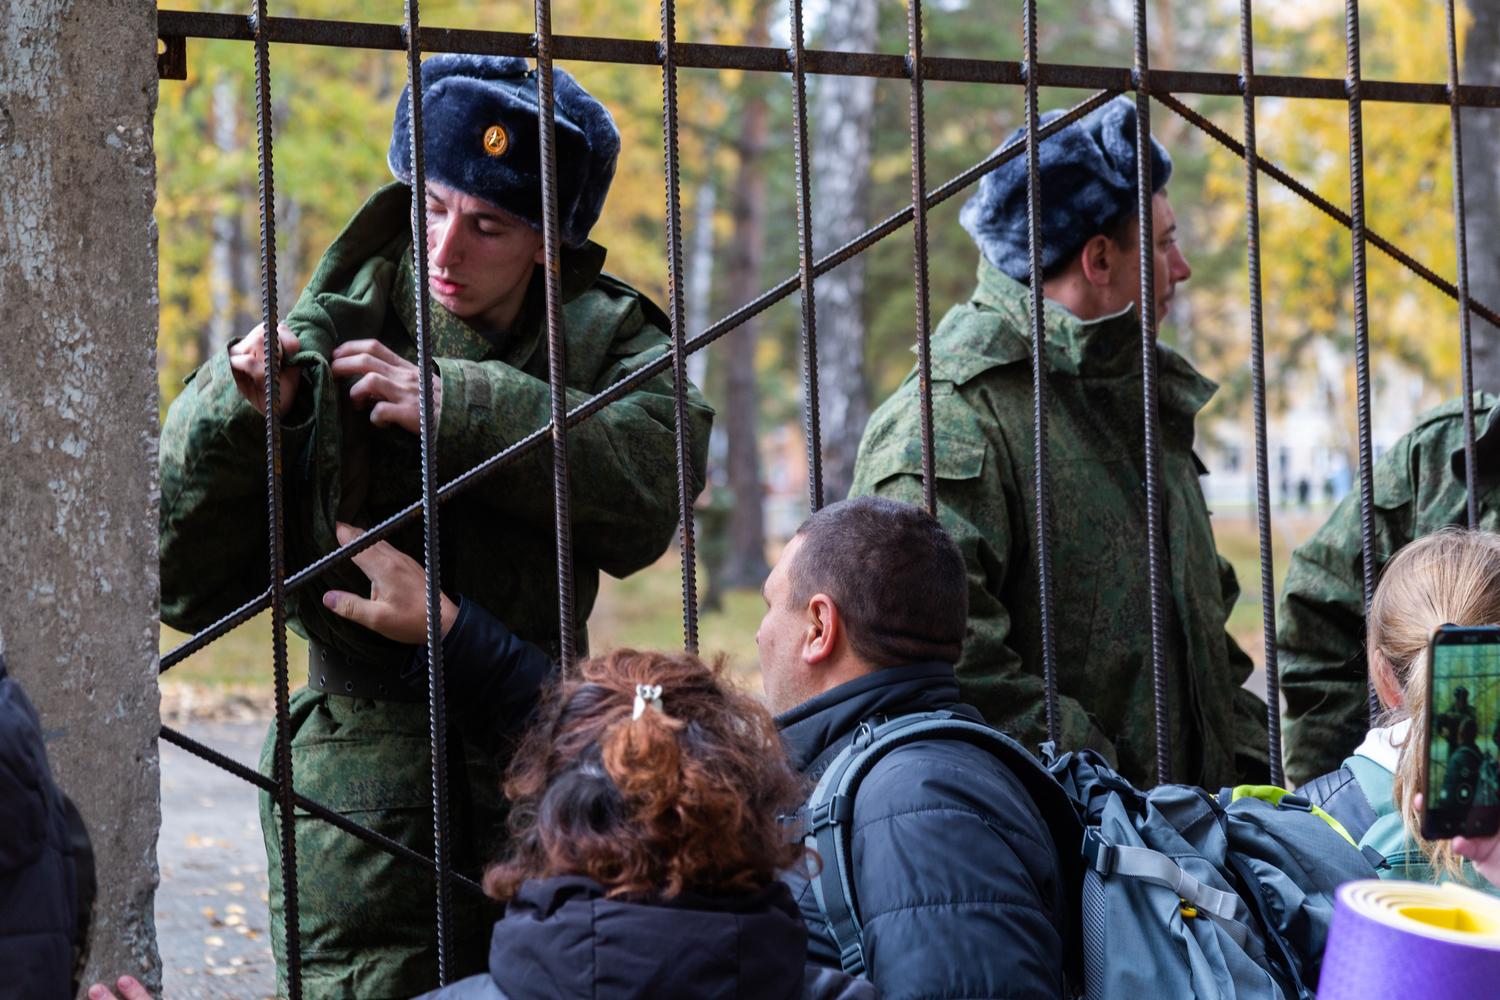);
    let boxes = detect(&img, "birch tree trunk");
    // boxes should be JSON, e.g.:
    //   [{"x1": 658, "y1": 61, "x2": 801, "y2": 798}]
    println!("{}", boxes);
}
[
  {"x1": 812, "y1": 0, "x2": 878, "y2": 502},
  {"x1": 720, "y1": 5, "x2": 772, "y2": 588},
  {"x1": 208, "y1": 78, "x2": 254, "y2": 359},
  {"x1": 1463, "y1": 0, "x2": 1500, "y2": 391}
]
